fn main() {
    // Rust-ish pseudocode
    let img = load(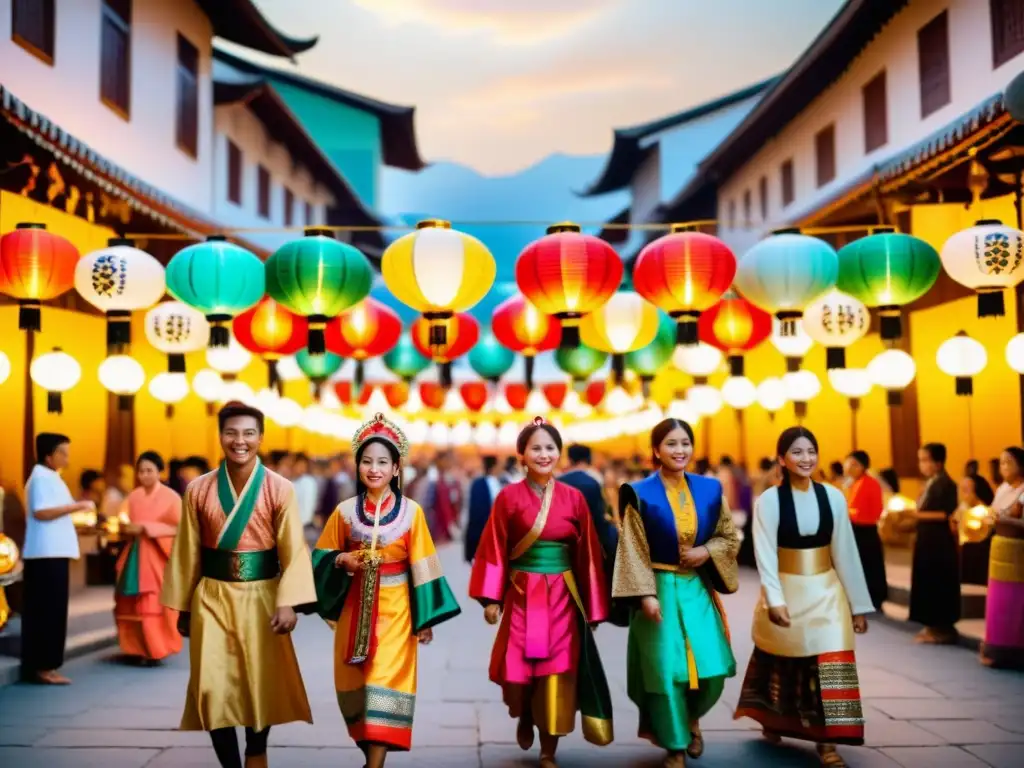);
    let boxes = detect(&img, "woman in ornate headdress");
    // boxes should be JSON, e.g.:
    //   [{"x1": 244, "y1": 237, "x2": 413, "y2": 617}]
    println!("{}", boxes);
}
[
  {"x1": 612, "y1": 418, "x2": 739, "y2": 768},
  {"x1": 469, "y1": 417, "x2": 613, "y2": 768},
  {"x1": 304, "y1": 413, "x2": 461, "y2": 768}
]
